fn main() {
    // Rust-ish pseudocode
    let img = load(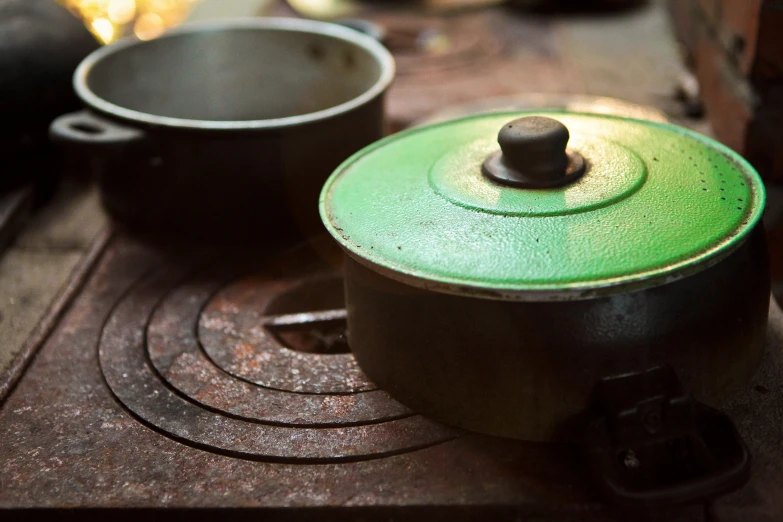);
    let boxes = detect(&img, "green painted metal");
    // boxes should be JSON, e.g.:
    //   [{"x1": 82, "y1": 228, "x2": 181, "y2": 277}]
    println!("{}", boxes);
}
[{"x1": 320, "y1": 111, "x2": 765, "y2": 300}]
